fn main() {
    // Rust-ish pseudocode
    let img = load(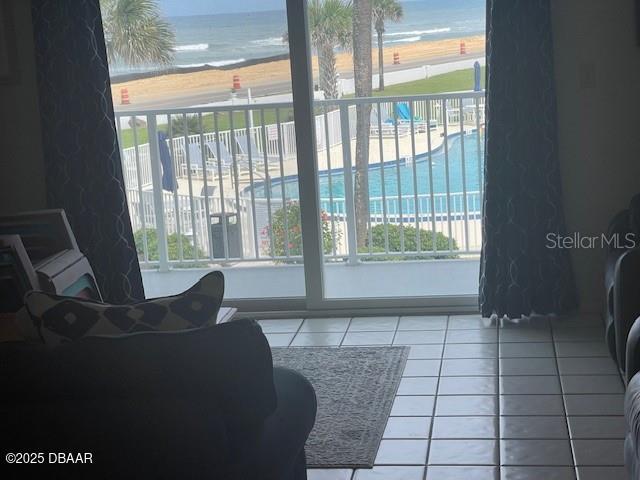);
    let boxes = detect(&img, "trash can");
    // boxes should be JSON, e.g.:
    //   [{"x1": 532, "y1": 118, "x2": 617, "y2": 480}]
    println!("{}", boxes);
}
[{"x1": 210, "y1": 212, "x2": 242, "y2": 259}]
